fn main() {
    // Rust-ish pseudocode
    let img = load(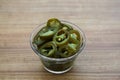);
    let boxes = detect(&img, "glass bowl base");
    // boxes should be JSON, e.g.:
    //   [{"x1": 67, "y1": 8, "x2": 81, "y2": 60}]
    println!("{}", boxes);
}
[{"x1": 43, "y1": 66, "x2": 73, "y2": 74}]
